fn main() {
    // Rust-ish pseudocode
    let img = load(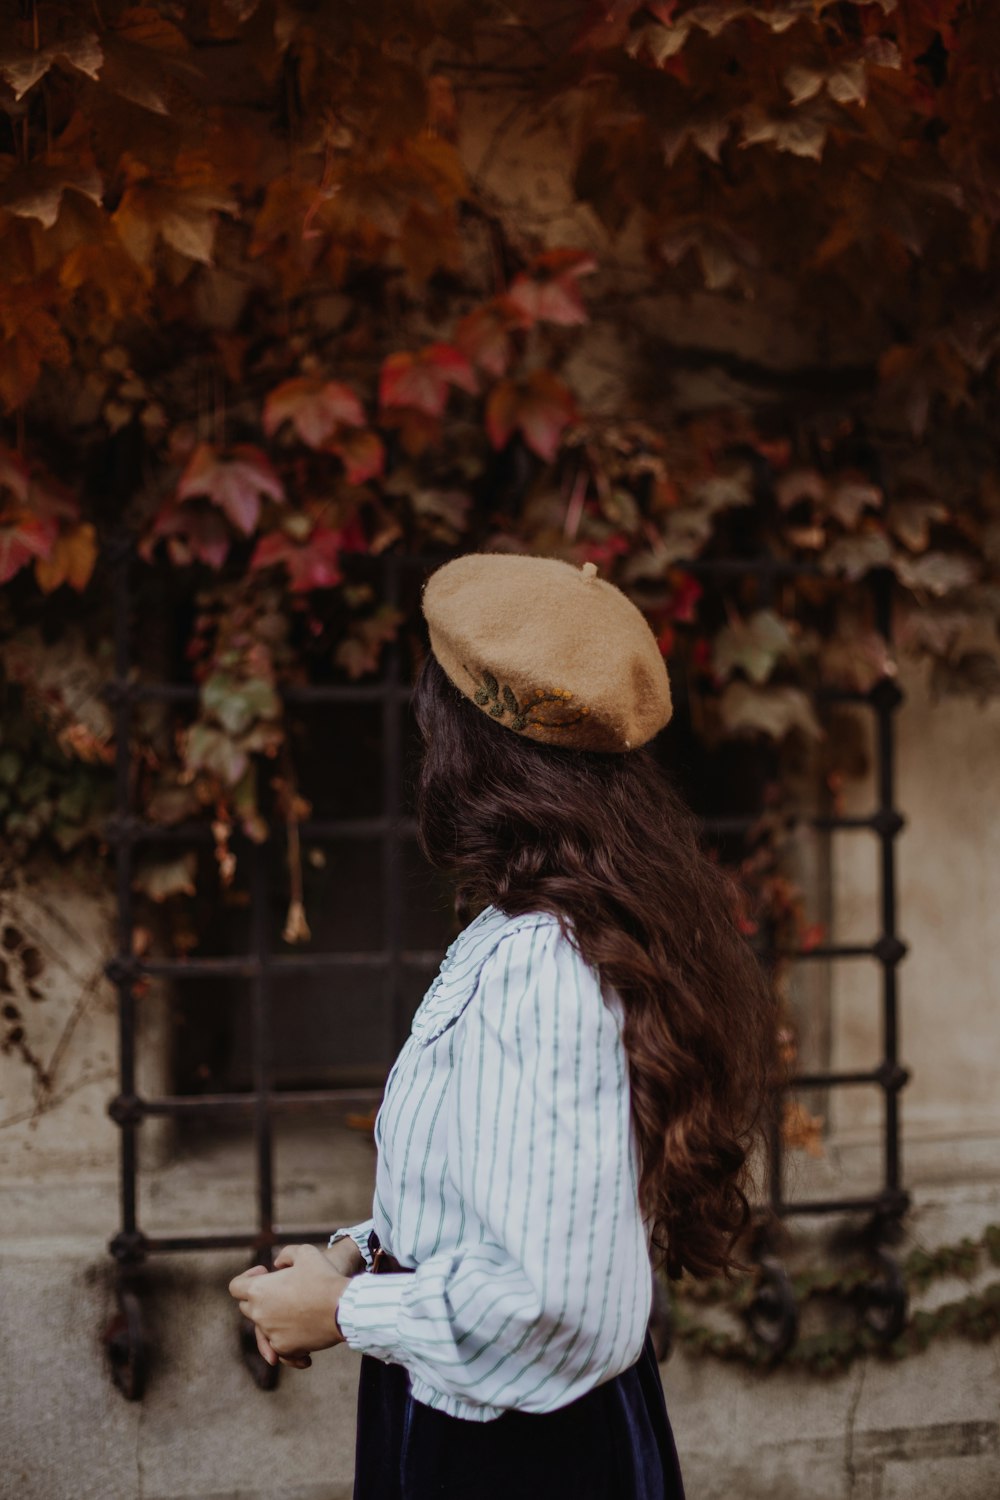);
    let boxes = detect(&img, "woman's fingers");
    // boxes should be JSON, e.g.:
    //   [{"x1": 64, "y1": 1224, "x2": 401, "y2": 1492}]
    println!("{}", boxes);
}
[
  {"x1": 229, "y1": 1259, "x2": 310, "y2": 1368},
  {"x1": 273, "y1": 1243, "x2": 301, "y2": 1269},
  {"x1": 255, "y1": 1322, "x2": 278, "y2": 1367},
  {"x1": 228, "y1": 1263, "x2": 269, "y2": 1300}
]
